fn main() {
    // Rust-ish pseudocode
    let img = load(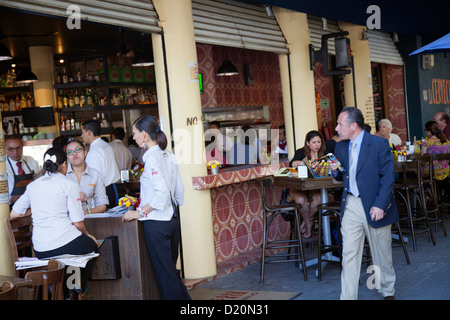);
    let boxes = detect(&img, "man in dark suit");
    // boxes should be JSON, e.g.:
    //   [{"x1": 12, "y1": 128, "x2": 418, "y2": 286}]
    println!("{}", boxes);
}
[{"x1": 329, "y1": 107, "x2": 398, "y2": 300}]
